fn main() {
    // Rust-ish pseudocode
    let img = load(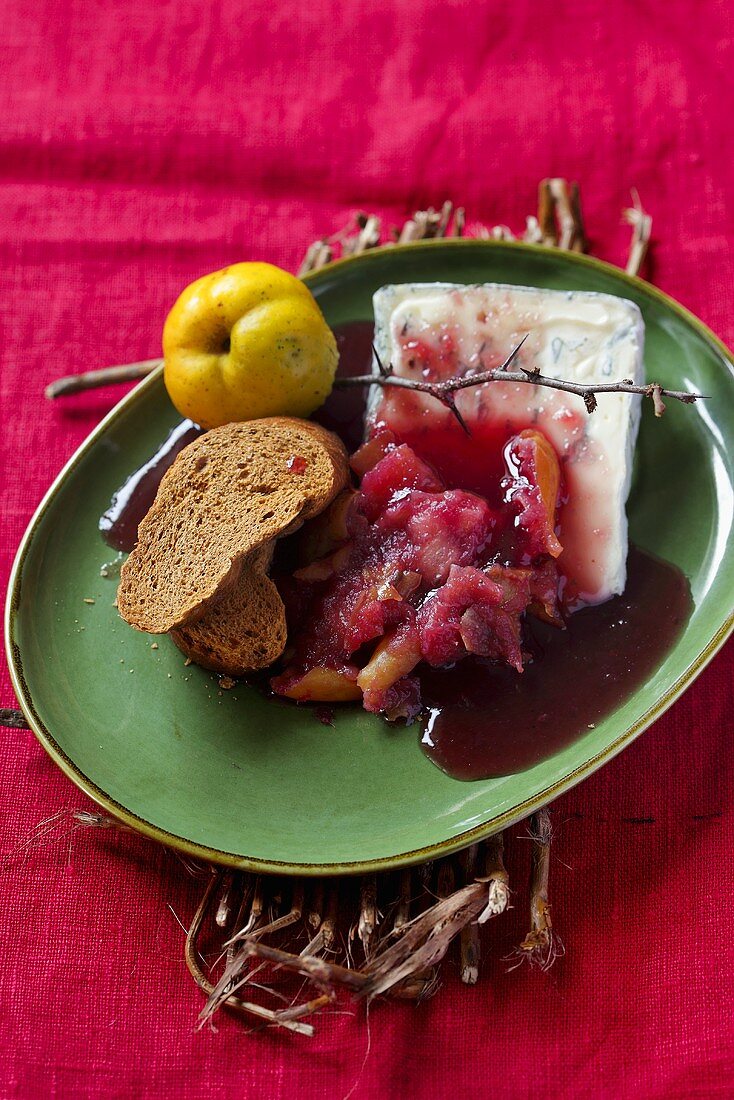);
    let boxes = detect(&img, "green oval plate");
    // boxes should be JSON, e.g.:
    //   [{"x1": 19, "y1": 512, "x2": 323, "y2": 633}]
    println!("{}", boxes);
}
[{"x1": 6, "y1": 241, "x2": 734, "y2": 874}]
